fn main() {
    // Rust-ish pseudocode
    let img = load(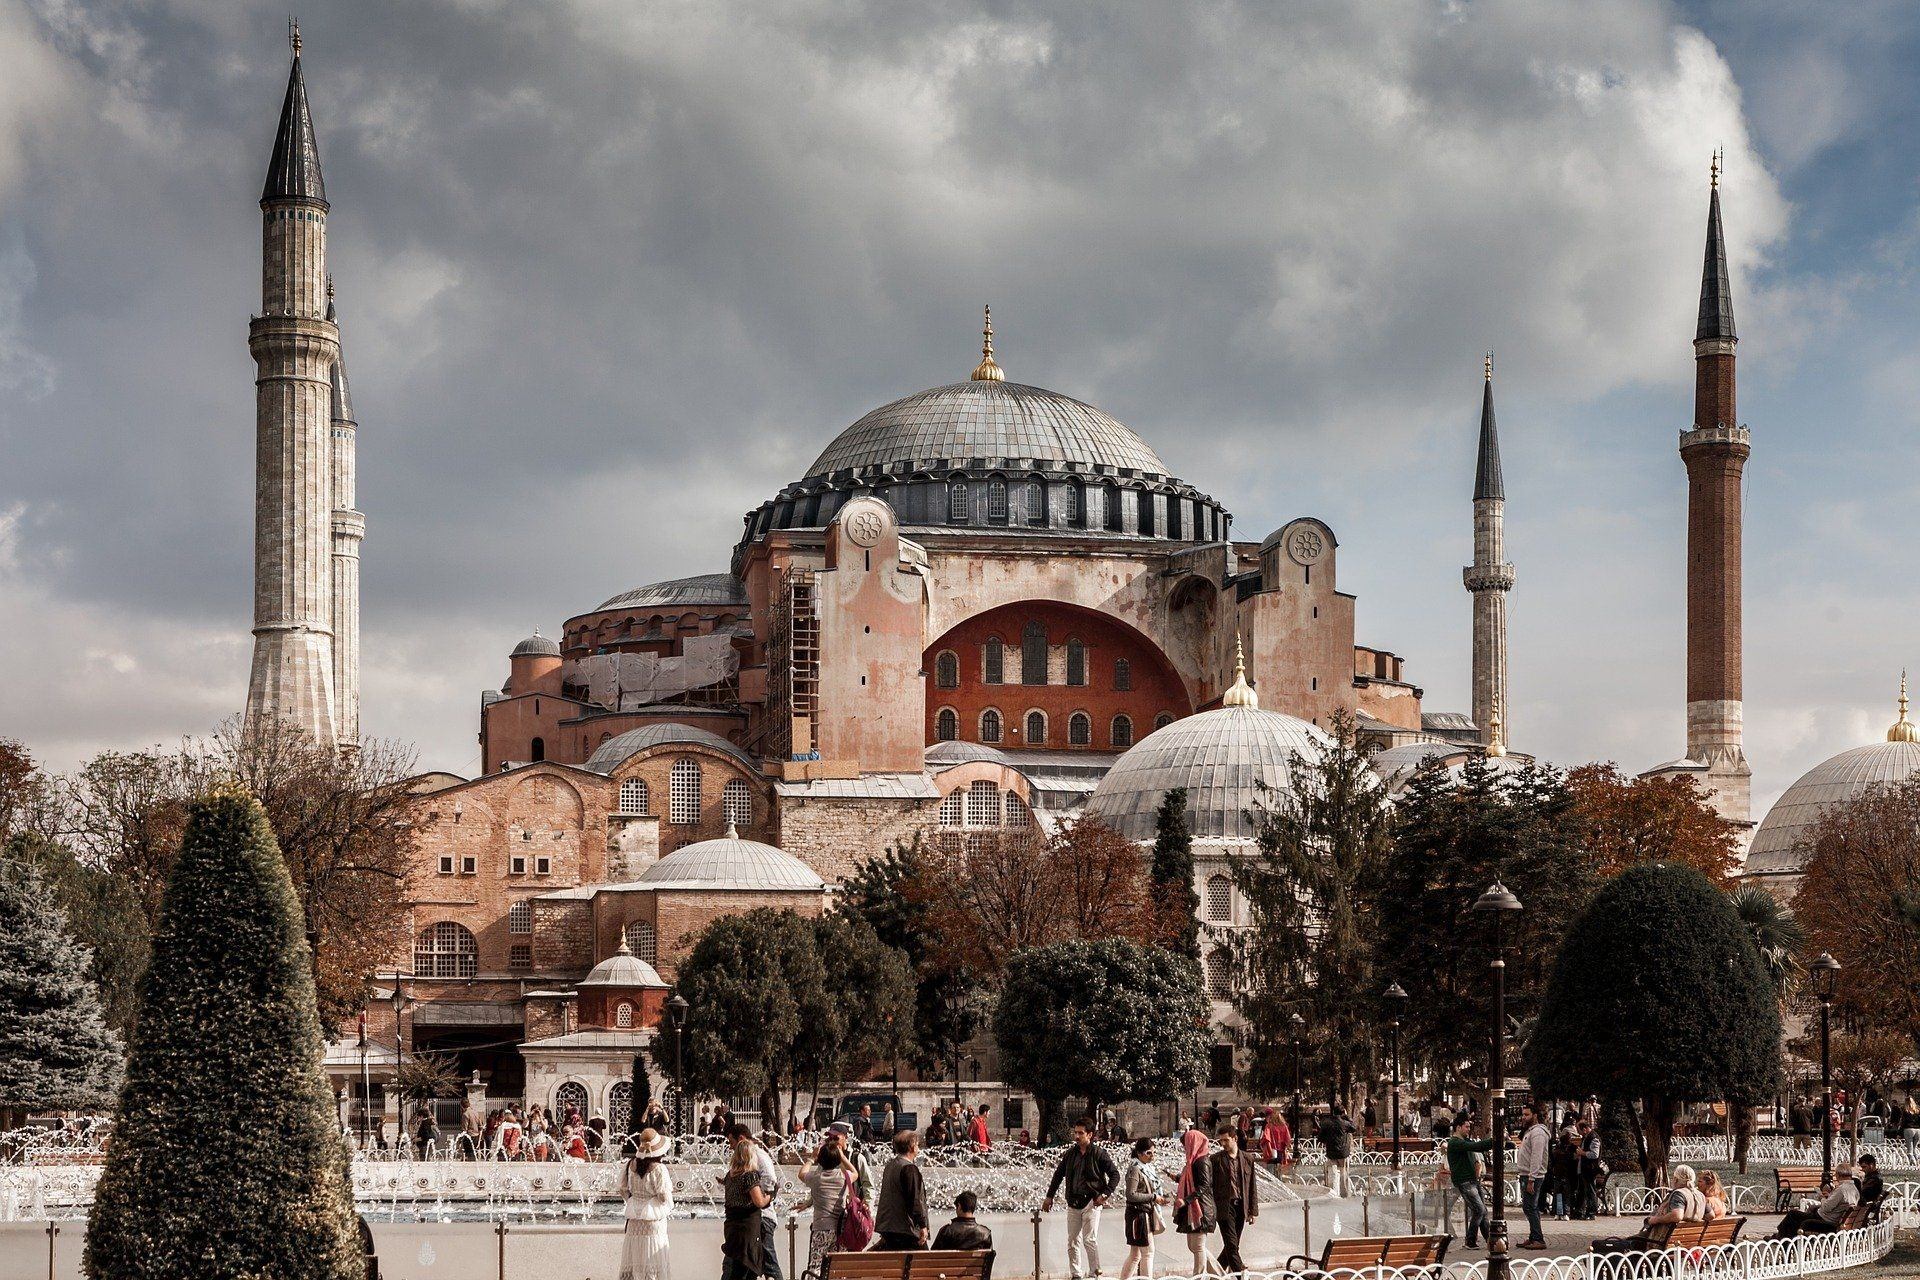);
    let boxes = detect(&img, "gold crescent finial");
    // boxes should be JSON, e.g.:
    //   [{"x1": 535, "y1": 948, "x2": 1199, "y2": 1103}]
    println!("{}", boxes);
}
[
  {"x1": 289, "y1": 17, "x2": 301, "y2": 56},
  {"x1": 1891, "y1": 671, "x2": 1918, "y2": 743},
  {"x1": 971, "y1": 304, "x2": 1004, "y2": 382},
  {"x1": 1486, "y1": 706, "x2": 1507, "y2": 758},
  {"x1": 1222, "y1": 635, "x2": 1259, "y2": 709},
  {"x1": 1710, "y1": 148, "x2": 1720, "y2": 190},
  {"x1": 1485, "y1": 350, "x2": 1493, "y2": 382}
]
